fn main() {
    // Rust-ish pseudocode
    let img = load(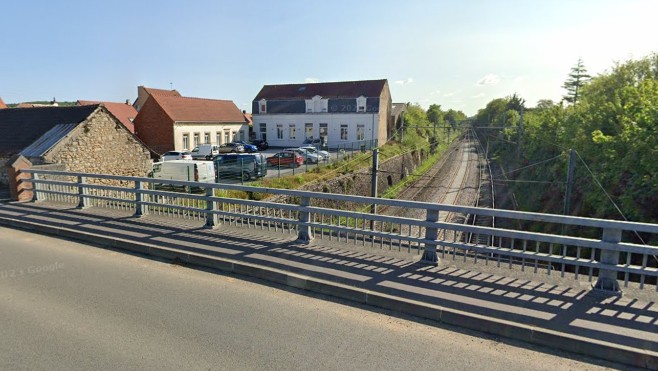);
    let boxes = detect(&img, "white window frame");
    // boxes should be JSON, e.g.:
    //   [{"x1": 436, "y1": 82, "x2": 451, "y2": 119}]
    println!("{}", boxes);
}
[
  {"x1": 277, "y1": 124, "x2": 284, "y2": 140},
  {"x1": 357, "y1": 125, "x2": 365, "y2": 140},
  {"x1": 340, "y1": 125, "x2": 348, "y2": 141},
  {"x1": 289, "y1": 124, "x2": 296, "y2": 140},
  {"x1": 182, "y1": 134, "x2": 189, "y2": 150}
]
